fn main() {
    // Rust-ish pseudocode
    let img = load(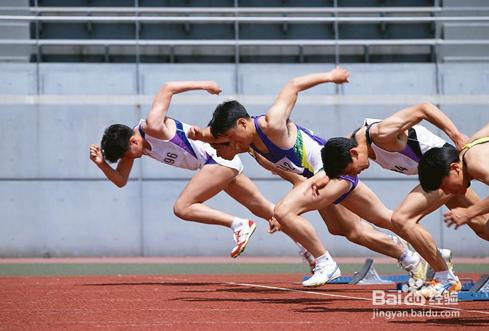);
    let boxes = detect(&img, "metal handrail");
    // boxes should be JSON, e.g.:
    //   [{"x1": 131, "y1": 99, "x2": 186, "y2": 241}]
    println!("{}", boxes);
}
[
  {"x1": 0, "y1": 6, "x2": 485, "y2": 14},
  {"x1": 1, "y1": 39, "x2": 488, "y2": 46},
  {"x1": 0, "y1": 15, "x2": 488, "y2": 23}
]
